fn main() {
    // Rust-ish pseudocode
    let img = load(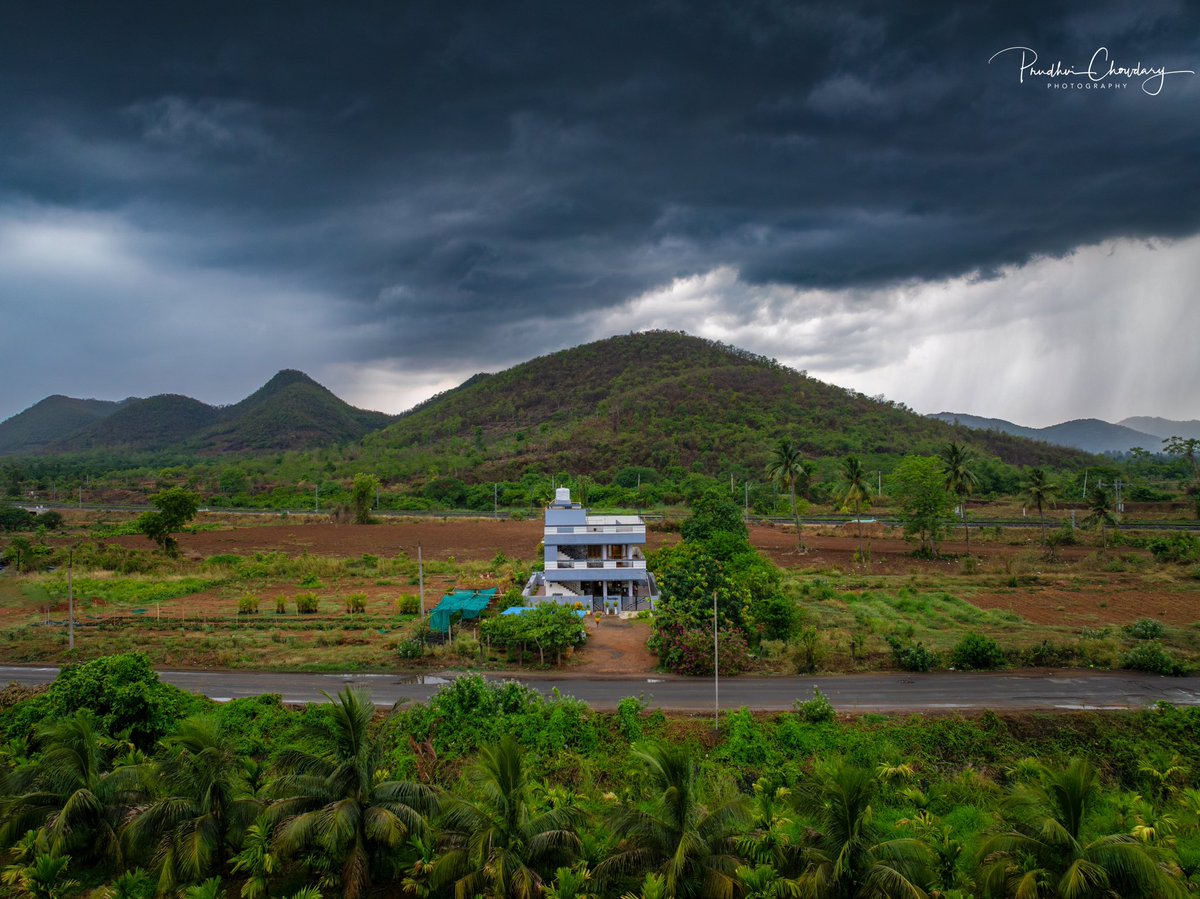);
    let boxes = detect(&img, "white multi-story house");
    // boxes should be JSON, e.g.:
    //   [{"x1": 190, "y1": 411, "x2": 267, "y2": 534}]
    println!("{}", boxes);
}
[{"x1": 521, "y1": 487, "x2": 658, "y2": 614}]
